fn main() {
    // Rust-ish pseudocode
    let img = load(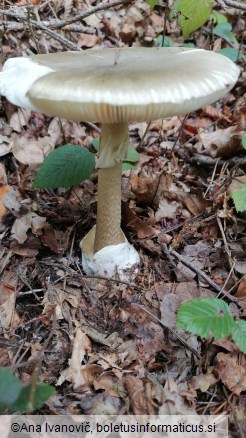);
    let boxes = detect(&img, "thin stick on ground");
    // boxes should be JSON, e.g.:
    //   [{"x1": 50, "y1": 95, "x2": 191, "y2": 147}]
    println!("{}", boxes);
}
[
  {"x1": 50, "y1": 0, "x2": 133, "y2": 28},
  {"x1": 135, "y1": 304, "x2": 201, "y2": 358},
  {"x1": 0, "y1": 8, "x2": 81, "y2": 51},
  {"x1": 216, "y1": 215, "x2": 237, "y2": 282},
  {"x1": 168, "y1": 248, "x2": 241, "y2": 306},
  {"x1": 216, "y1": 0, "x2": 246, "y2": 11}
]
